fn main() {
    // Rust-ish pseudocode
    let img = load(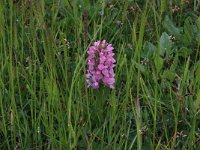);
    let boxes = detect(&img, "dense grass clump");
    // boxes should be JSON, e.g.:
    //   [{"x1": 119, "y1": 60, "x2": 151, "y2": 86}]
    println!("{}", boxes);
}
[{"x1": 0, "y1": 0, "x2": 200, "y2": 149}]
